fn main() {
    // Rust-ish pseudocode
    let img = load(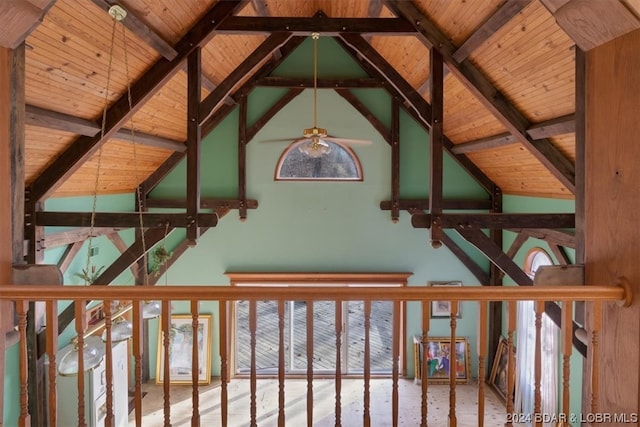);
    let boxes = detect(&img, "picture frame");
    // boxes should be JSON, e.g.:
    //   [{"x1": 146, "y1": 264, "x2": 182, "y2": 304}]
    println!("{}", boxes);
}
[
  {"x1": 488, "y1": 337, "x2": 516, "y2": 404},
  {"x1": 429, "y1": 281, "x2": 463, "y2": 318},
  {"x1": 156, "y1": 314, "x2": 212, "y2": 385},
  {"x1": 423, "y1": 337, "x2": 470, "y2": 384}
]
